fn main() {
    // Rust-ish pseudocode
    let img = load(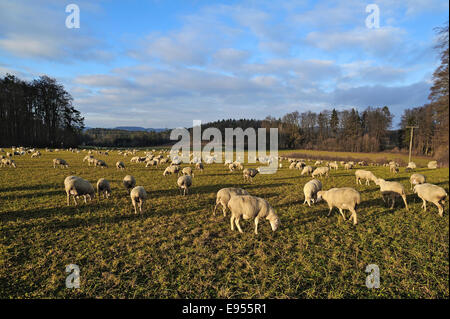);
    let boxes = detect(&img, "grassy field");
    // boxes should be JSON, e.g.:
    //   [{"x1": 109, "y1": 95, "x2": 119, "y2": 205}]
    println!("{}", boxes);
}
[{"x1": 0, "y1": 149, "x2": 448, "y2": 298}]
